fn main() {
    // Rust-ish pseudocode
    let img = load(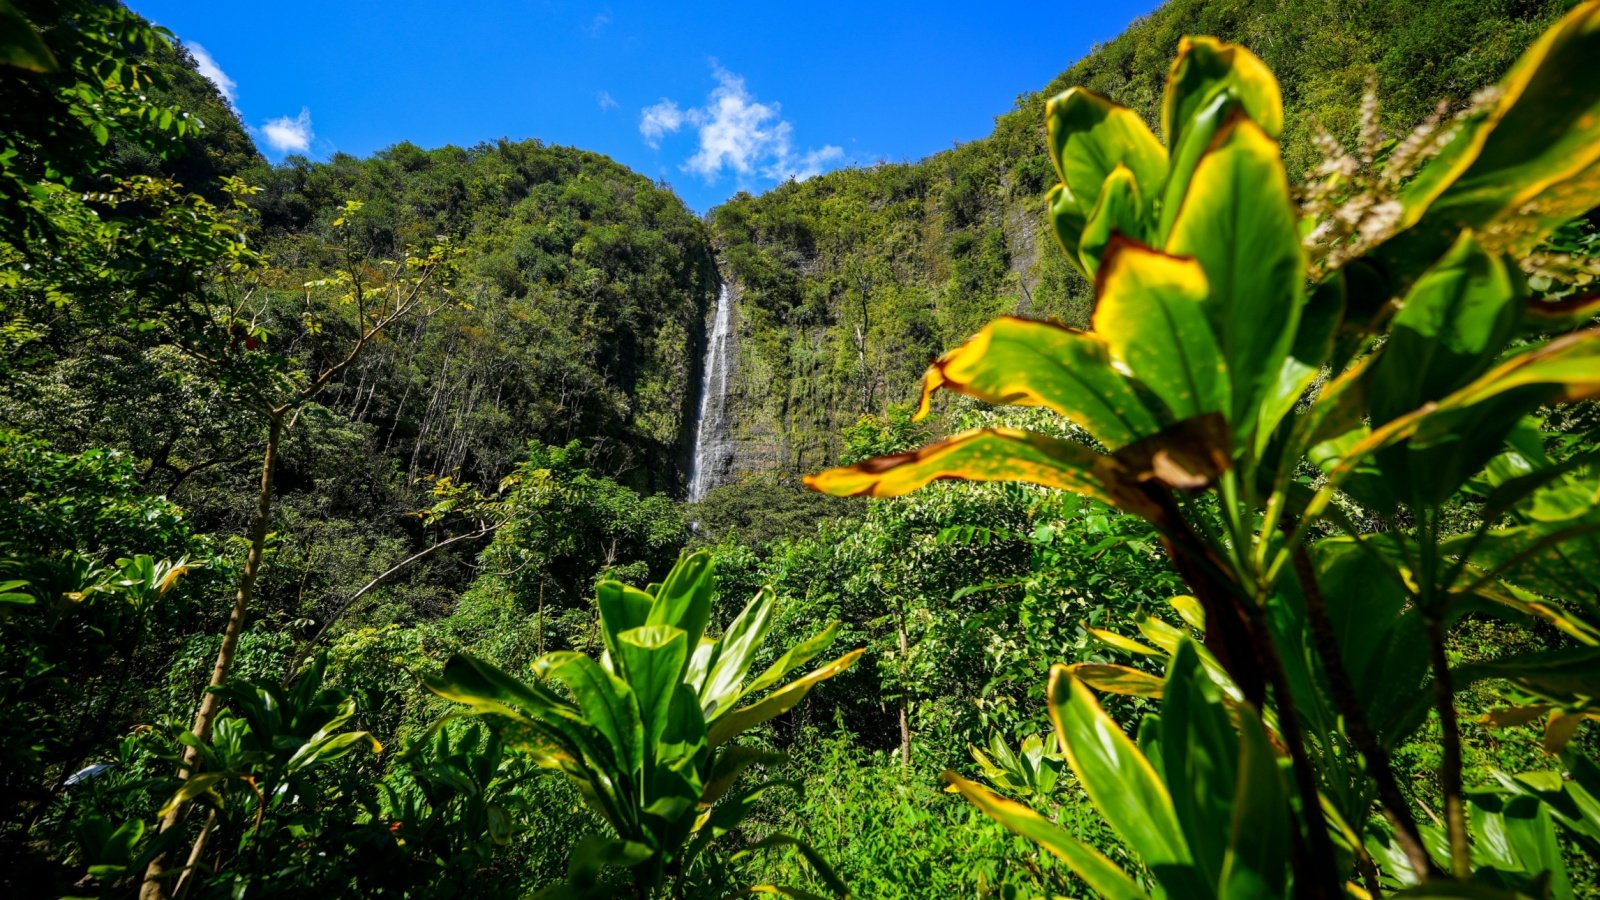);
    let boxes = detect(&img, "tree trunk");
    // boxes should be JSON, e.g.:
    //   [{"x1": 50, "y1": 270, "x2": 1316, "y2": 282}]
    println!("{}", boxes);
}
[{"x1": 141, "y1": 412, "x2": 283, "y2": 900}]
